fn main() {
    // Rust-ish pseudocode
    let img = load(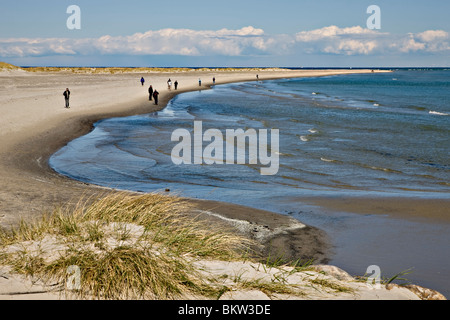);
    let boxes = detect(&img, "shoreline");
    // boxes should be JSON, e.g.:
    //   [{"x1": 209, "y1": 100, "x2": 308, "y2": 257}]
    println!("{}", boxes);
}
[
  {"x1": 1, "y1": 68, "x2": 374, "y2": 255},
  {"x1": 0, "y1": 67, "x2": 446, "y2": 299}
]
